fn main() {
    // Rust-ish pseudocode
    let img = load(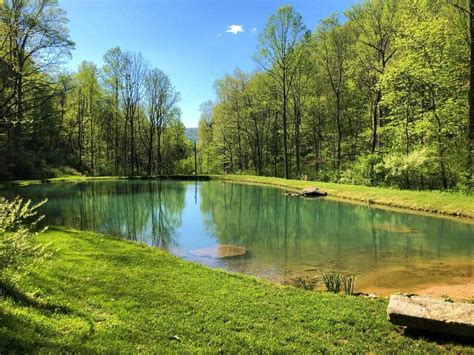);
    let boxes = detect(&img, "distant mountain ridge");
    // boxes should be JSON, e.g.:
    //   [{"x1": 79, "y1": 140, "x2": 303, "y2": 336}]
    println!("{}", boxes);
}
[{"x1": 185, "y1": 128, "x2": 198, "y2": 142}]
